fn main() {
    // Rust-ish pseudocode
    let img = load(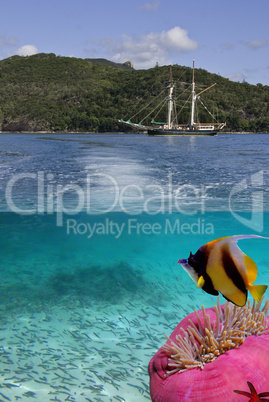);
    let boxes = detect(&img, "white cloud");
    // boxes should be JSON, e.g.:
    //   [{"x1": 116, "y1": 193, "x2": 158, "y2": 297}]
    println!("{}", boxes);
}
[
  {"x1": 226, "y1": 71, "x2": 246, "y2": 83},
  {"x1": 162, "y1": 27, "x2": 198, "y2": 52},
  {"x1": 15, "y1": 44, "x2": 38, "y2": 56},
  {"x1": 221, "y1": 42, "x2": 233, "y2": 51},
  {"x1": 0, "y1": 35, "x2": 18, "y2": 49},
  {"x1": 87, "y1": 27, "x2": 198, "y2": 68},
  {"x1": 138, "y1": 0, "x2": 160, "y2": 12},
  {"x1": 241, "y1": 38, "x2": 267, "y2": 50}
]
